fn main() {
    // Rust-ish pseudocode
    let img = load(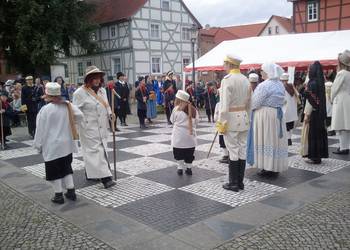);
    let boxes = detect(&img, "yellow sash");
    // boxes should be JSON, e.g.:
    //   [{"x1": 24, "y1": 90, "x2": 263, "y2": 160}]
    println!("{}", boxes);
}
[
  {"x1": 83, "y1": 86, "x2": 109, "y2": 109},
  {"x1": 65, "y1": 102, "x2": 79, "y2": 140}
]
